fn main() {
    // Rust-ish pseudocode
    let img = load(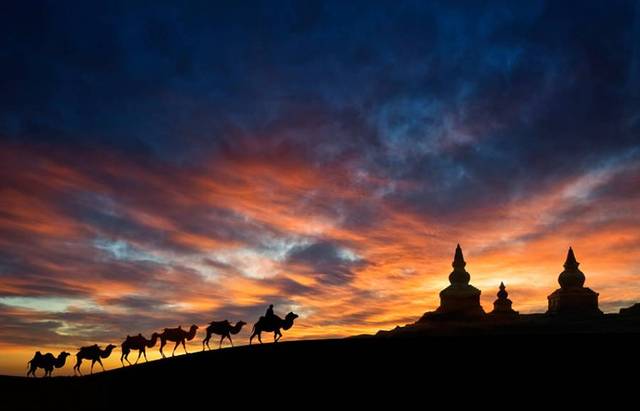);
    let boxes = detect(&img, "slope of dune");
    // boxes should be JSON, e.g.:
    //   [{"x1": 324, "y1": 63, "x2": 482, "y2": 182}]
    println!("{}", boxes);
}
[{"x1": 2, "y1": 325, "x2": 639, "y2": 410}]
